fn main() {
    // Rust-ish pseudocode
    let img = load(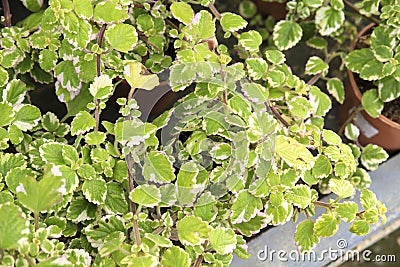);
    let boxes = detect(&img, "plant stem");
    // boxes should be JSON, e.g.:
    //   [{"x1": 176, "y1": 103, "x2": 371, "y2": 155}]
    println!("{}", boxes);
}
[
  {"x1": 343, "y1": 0, "x2": 380, "y2": 25},
  {"x1": 208, "y1": 2, "x2": 221, "y2": 20},
  {"x1": 94, "y1": 24, "x2": 107, "y2": 132},
  {"x1": 313, "y1": 201, "x2": 333, "y2": 209},
  {"x1": 2, "y1": 0, "x2": 11, "y2": 27},
  {"x1": 125, "y1": 153, "x2": 142, "y2": 245},
  {"x1": 338, "y1": 106, "x2": 362, "y2": 136},
  {"x1": 304, "y1": 209, "x2": 311, "y2": 220},
  {"x1": 194, "y1": 254, "x2": 204, "y2": 267},
  {"x1": 124, "y1": 86, "x2": 142, "y2": 245},
  {"x1": 194, "y1": 240, "x2": 208, "y2": 267},
  {"x1": 269, "y1": 103, "x2": 290, "y2": 127},
  {"x1": 34, "y1": 213, "x2": 39, "y2": 231},
  {"x1": 96, "y1": 24, "x2": 107, "y2": 77}
]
